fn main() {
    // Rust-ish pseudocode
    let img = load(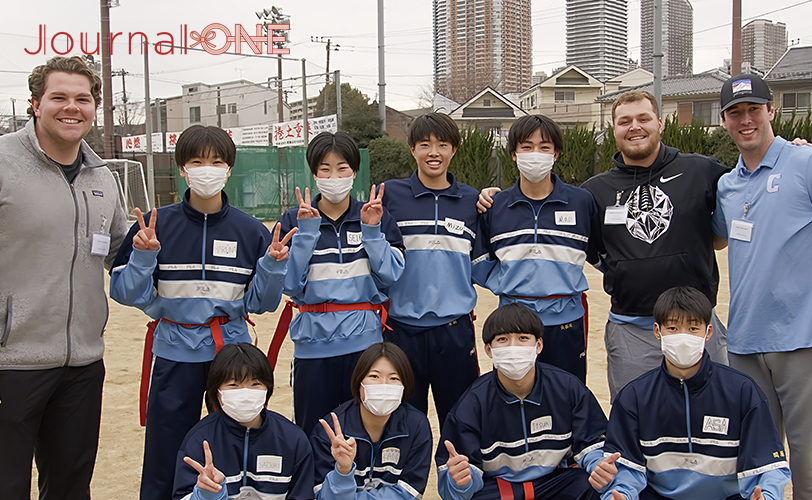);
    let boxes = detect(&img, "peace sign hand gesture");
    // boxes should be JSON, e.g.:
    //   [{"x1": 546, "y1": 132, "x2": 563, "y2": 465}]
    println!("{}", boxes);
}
[
  {"x1": 268, "y1": 223, "x2": 298, "y2": 262},
  {"x1": 133, "y1": 207, "x2": 159, "y2": 251},
  {"x1": 319, "y1": 412, "x2": 357, "y2": 475},
  {"x1": 296, "y1": 187, "x2": 320, "y2": 219},
  {"x1": 360, "y1": 183, "x2": 385, "y2": 226},
  {"x1": 183, "y1": 440, "x2": 225, "y2": 493}
]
